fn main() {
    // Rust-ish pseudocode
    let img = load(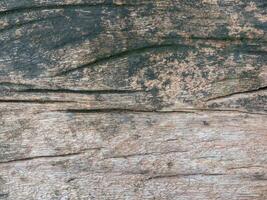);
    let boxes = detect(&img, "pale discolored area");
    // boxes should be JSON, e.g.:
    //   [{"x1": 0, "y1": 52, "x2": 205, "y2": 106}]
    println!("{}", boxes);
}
[
  {"x1": 0, "y1": 105, "x2": 267, "y2": 199},
  {"x1": 0, "y1": 0, "x2": 267, "y2": 199}
]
